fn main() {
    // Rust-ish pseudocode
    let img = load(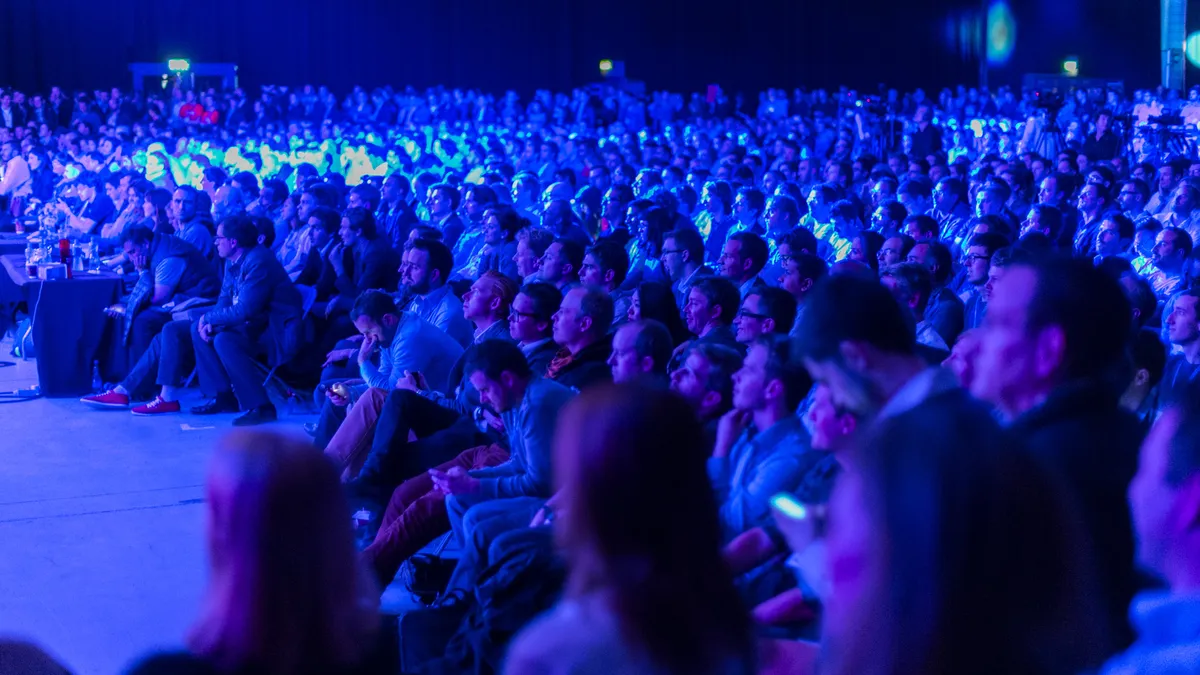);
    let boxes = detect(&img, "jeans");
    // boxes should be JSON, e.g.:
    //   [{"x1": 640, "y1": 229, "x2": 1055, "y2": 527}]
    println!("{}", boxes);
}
[
  {"x1": 314, "y1": 397, "x2": 349, "y2": 450},
  {"x1": 443, "y1": 495, "x2": 546, "y2": 594},
  {"x1": 120, "y1": 319, "x2": 194, "y2": 398},
  {"x1": 192, "y1": 321, "x2": 269, "y2": 410},
  {"x1": 361, "y1": 444, "x2": 509, "y2": 588},
  {"x1": 127, "y1": 308, "x2": 173, "y2": 372},
  {"x1": 353, "y1": 390, "x2": 481, "y2": 491}
]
